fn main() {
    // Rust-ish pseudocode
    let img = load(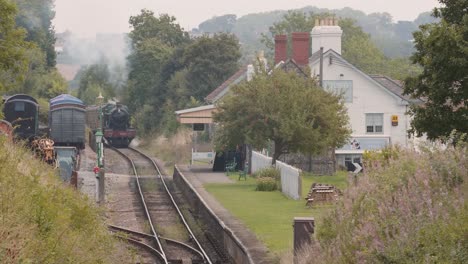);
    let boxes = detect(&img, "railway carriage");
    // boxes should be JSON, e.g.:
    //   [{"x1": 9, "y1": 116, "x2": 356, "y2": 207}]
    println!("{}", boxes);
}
[
  {"x1": 49, "y1": 94, "x2": 86, "y2": 149},
  {"x1": 2, "y1": 94, "x2": 39, "y2": 140}
]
